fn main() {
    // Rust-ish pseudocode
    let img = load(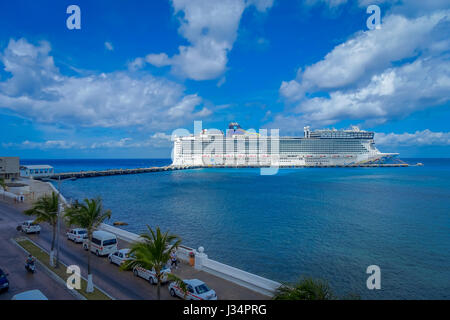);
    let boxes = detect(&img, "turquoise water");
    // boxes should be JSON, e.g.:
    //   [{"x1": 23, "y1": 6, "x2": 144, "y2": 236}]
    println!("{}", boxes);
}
[{"x1": 22, "y1": 158, "x2": 450, "y2": 299}]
